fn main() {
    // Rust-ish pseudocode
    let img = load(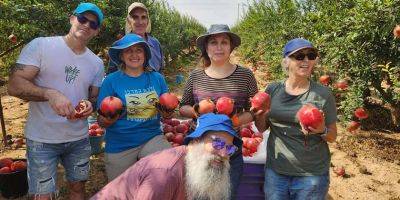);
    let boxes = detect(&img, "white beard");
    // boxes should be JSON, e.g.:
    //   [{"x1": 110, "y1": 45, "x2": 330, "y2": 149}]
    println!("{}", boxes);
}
[{"x1": 185, "y1": 142, "x2": 231, "y2": 200}]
